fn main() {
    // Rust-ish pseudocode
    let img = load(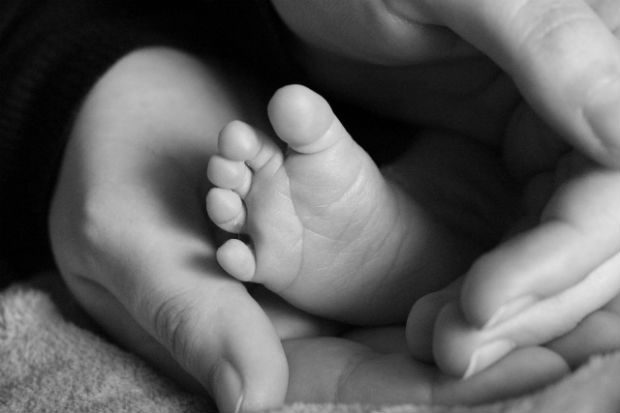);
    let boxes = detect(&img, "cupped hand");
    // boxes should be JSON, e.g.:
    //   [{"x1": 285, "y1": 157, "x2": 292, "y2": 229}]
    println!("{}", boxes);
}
[
  {"x1": 253, "y1": 289, "x2": 567, "y2": 405},
  {"x1": 45, "y1": 44, "x2": 568, "y2": 409},
  {"x1": 409, "y1": 259, "x2": 620, "y2": 378},
  {"x1": 283, "y1": 323, "x2": 568, "y2": 406},
  {"x1": 48, "y1": 48, "x2": 289, "y2": 413},
  {"x1": 406, "y1": 118, "x2": 620, "y2": 376}
]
